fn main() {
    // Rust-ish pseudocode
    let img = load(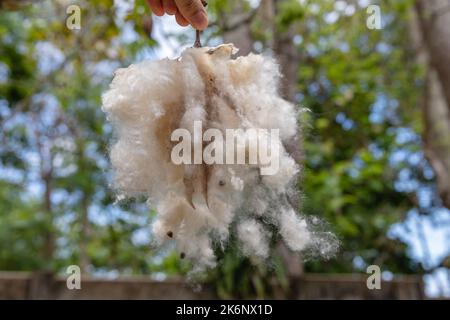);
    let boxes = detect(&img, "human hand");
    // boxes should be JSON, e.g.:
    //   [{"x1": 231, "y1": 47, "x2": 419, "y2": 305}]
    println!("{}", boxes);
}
[{"x1": 147, "y1": 0, "x2": 208, "y2": 30}]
